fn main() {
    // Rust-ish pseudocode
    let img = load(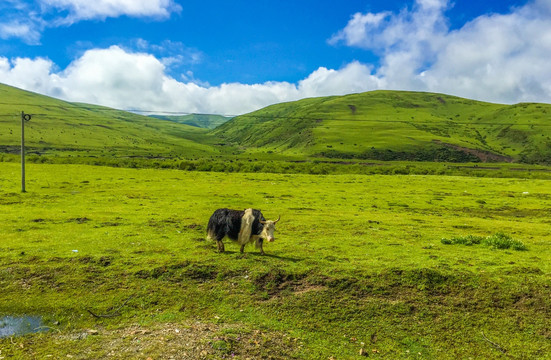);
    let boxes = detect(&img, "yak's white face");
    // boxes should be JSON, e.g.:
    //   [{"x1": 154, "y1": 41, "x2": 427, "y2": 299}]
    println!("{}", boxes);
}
[{"x1": 260, "y1": 221, "x2": 277, "y2": 242}]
